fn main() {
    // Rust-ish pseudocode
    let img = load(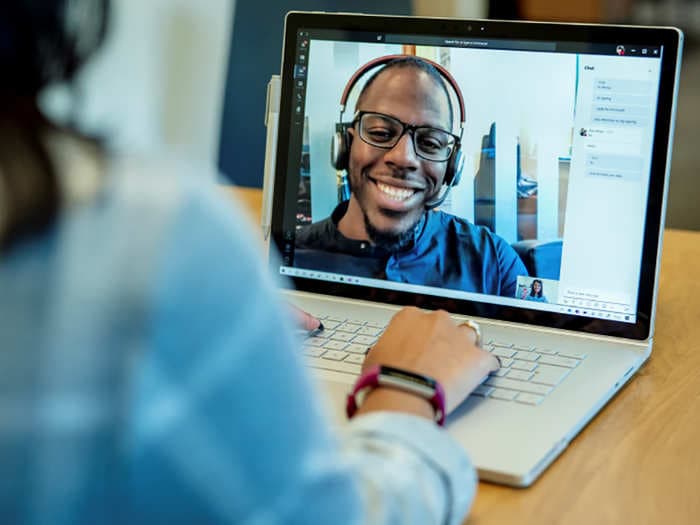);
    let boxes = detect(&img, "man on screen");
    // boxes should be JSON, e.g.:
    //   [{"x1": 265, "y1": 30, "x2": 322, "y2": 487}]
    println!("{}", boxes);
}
[{"x1": 295, "y1": 56, "x2": 527, "y2": 297}]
